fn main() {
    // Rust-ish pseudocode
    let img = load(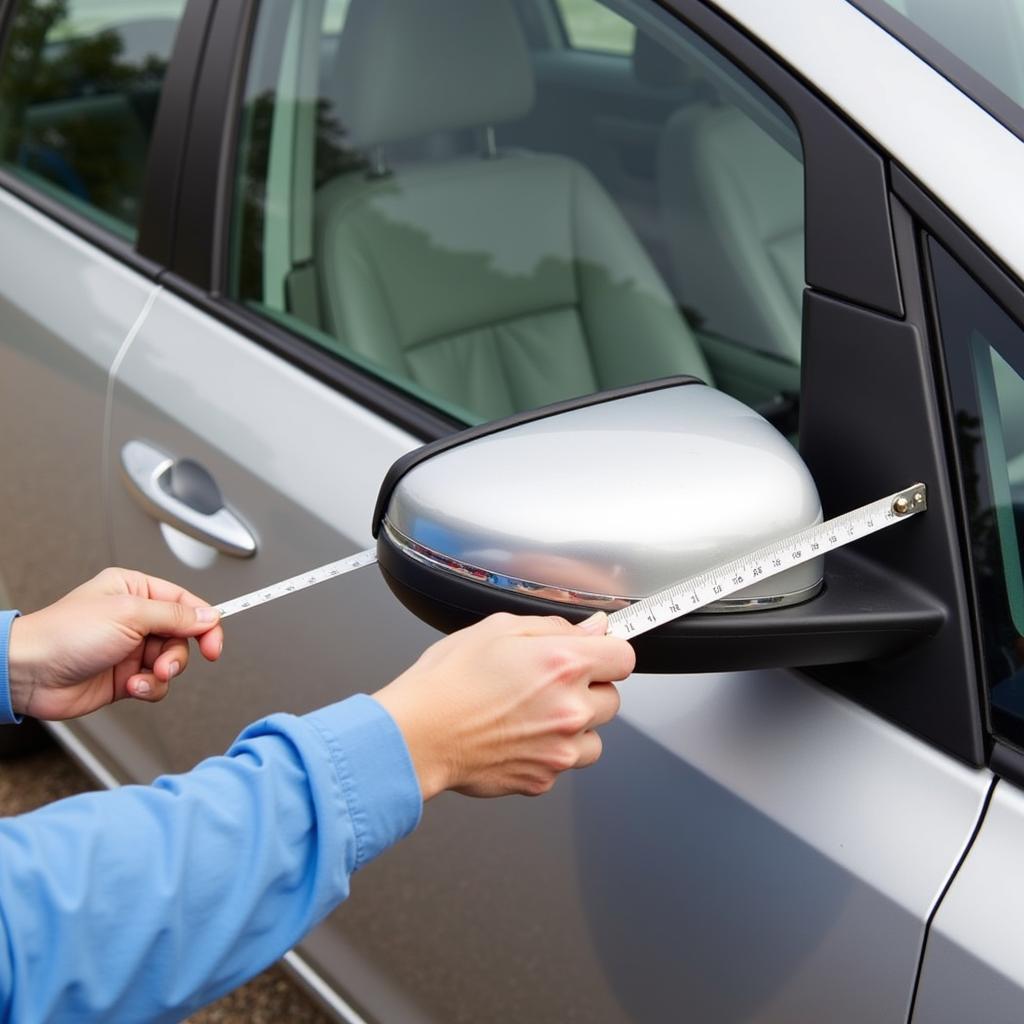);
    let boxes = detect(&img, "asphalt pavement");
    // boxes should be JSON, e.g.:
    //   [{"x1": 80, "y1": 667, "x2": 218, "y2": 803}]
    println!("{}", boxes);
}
[{"x1": 0, "y1": 742, "x2": 331, "y2": 1024}]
